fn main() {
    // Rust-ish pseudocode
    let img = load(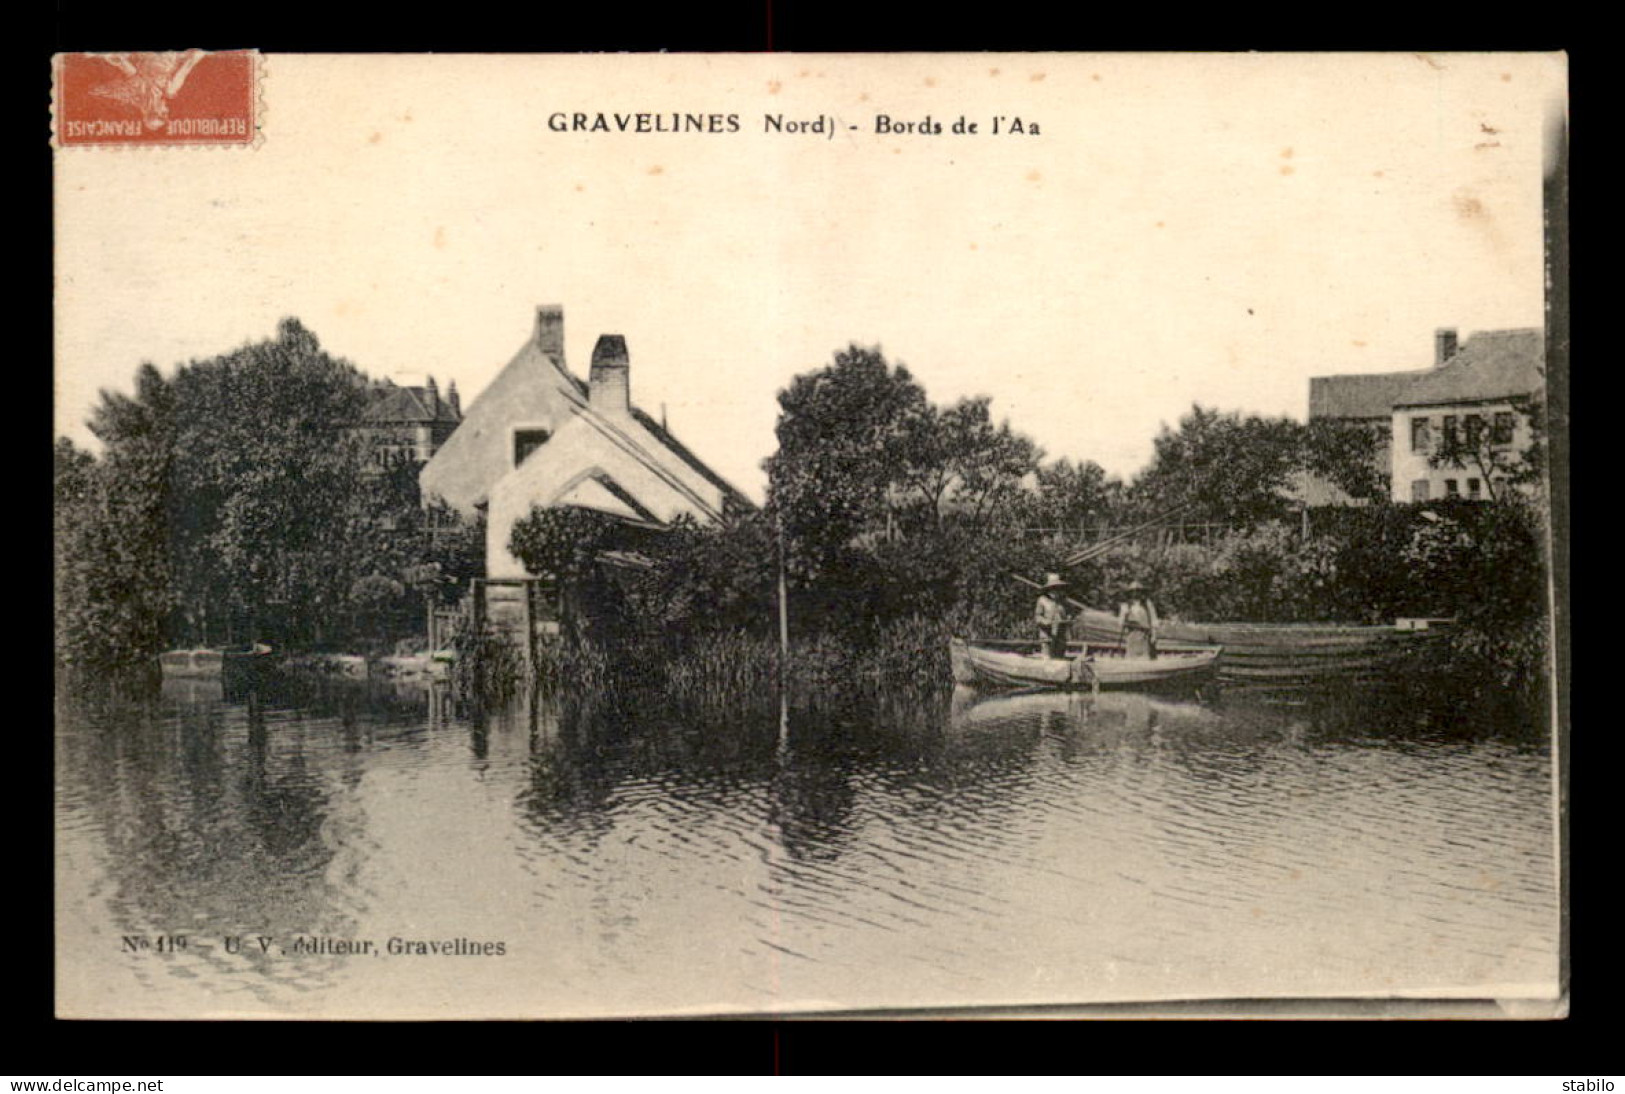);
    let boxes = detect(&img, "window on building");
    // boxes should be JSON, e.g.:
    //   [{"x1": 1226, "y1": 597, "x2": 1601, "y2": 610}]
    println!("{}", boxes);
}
[
  {"x1": 1443, "y1": 415, "x2": 1459, "y2": 447},
  {"x1": 1465, "y1": 414, "x2": 1485, "y2": 447},
  {"x1": 513, "y1": 428, "x2": 551, "y2": 467},
  {"x1": 1410, "y1": 417, "x2": 1430, "y2": 453},
  {"x1": 1411, "y1": 479, "x2": 1430, "y2": 502},
  {"x1": 1493, "y1": 411, "x2": 1516, "y2": 446},
  {"x1": 1445, "y1": 479, "x2": 1459, "y2": 497},
  {"x1": 1468, "y1": 478, "x2": 1482, "y2": 499}
]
